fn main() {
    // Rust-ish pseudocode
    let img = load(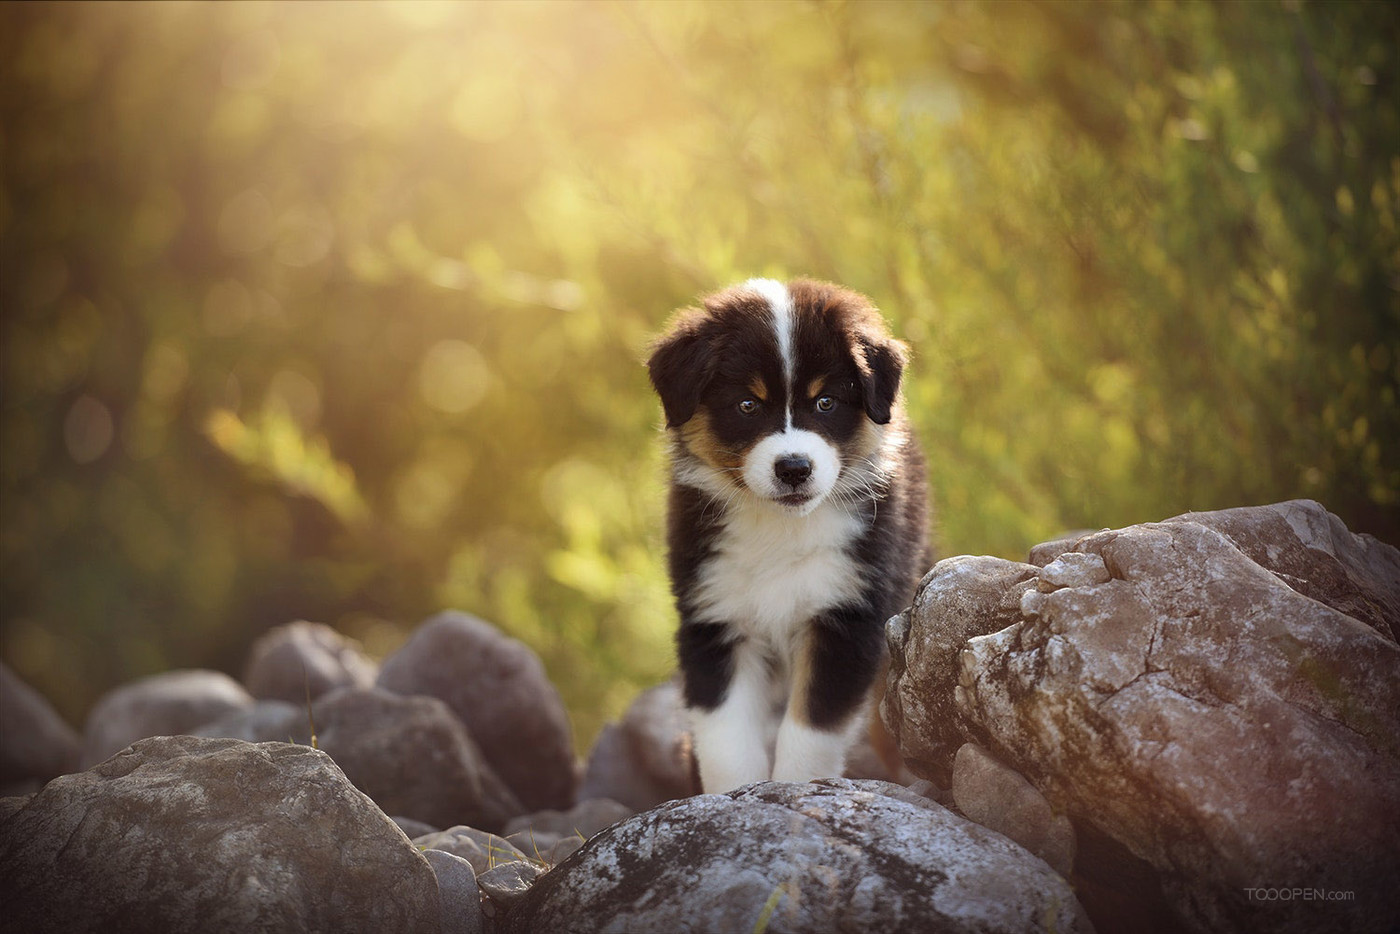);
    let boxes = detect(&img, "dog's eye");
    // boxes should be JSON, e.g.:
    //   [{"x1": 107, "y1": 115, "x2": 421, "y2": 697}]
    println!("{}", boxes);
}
[
  {"x1": 815, "y1": 395, "x2": 836, "y2": 413},
  {"x1": 737, "y1": 399, "x2": 760, "y2": 416}
]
